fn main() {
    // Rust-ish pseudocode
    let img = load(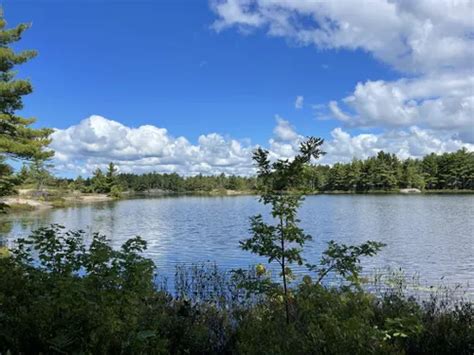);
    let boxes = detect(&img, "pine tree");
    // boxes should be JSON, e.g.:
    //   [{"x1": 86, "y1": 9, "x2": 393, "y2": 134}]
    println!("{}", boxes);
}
[
  {"x1": 0, "y1": 9, "x2": 53, "y2": 209},
  {"x1": 401, "y1": 159, "x2": 425, "y2": 189},
  {"x1": 422, "y1": 153, "x2": 439, "y2": 189},
  {"x1": 91, "y1": 168, "x2": 108, "y2": 193},
  {"x1": 17, "y1": 164, "x2": 29, "y2": 183},
  {"x1": 28, "y1": 157, "x2": 53, "y2": 193},
  {"x1": 105, "y1": 162, "x2": 123, "y2": 198},
  {"x1": 0, "y1": 156, "x2": 16, "y2": 198},
  {"x1": 105, "y1": 162, "x2": 118, "y2": 190},
  {"x1": 75, "y1": 175, "x2": 85, "y2": 191}
]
